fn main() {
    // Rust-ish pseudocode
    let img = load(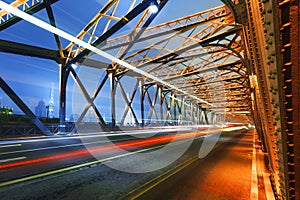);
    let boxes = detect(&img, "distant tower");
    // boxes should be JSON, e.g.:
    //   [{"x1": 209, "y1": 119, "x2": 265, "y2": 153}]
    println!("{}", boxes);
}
[
  {"x1": 47, "y1": 83, "x2": 55, "y2": 118},
  {"x1": 35, "y1": 99, "x2": 46, "y2": 117}
]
